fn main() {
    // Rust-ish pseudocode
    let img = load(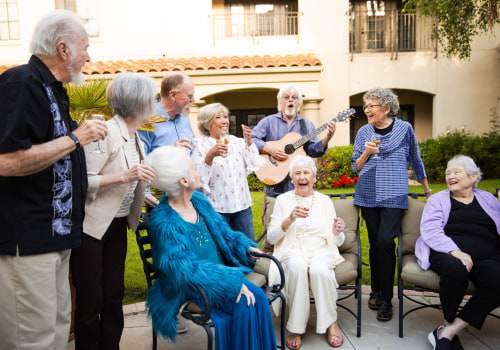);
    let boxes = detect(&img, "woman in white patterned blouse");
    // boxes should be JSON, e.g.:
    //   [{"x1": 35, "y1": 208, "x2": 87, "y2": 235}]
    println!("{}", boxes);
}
[{"x1": 192, "y1": 103, "x2": 265, "y2": 240}]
